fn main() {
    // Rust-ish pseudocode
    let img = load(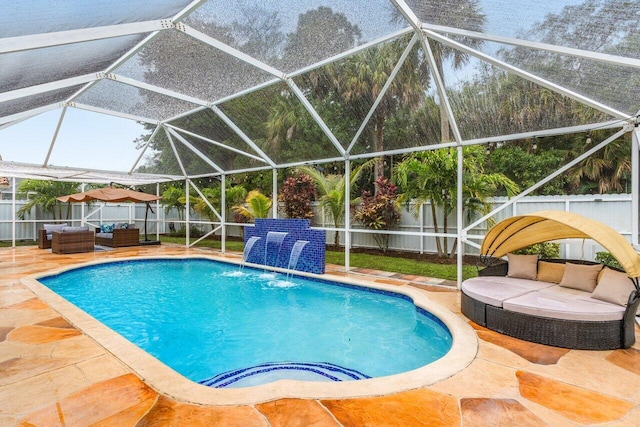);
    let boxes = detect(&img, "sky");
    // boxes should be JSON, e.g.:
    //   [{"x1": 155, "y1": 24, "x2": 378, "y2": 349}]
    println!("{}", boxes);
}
[{"x1": 0, "y1": 0, "x2": 585, "y2": 173}]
